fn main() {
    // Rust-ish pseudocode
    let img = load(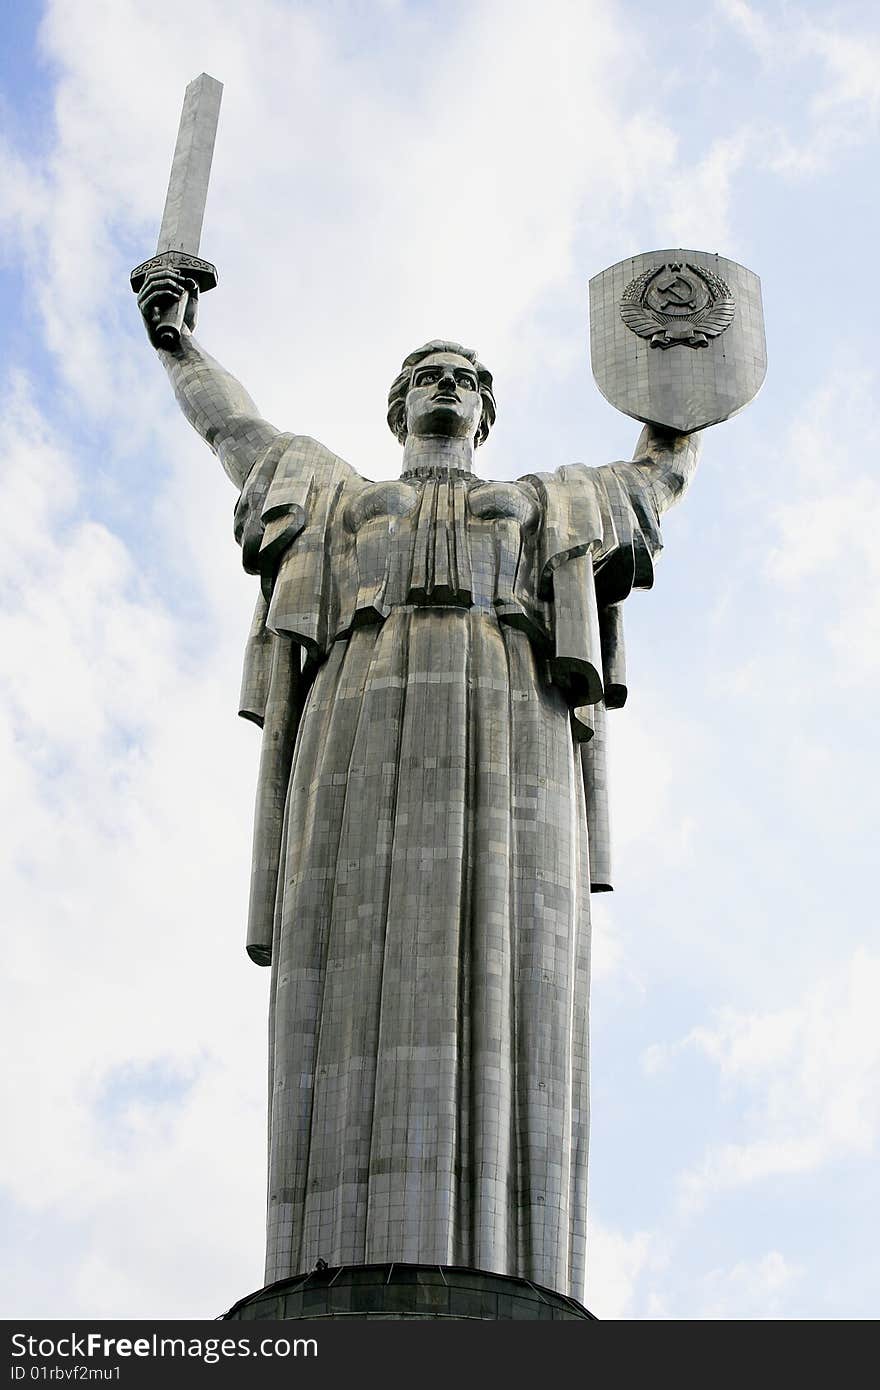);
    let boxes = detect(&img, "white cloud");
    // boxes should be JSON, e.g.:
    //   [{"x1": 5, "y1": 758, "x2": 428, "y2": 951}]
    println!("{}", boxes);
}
[
  {"x1": 765, "y1": 370, "x2": 880, "y2": 687},
  {"x1": 589, "y1": 897, "x2": 626, "y2": 984},
  {"x1": 646, "y1": 947, "x2": 880, "y2": 1208},
  {"x1": 647, "y1": 1249, "x2": 802, "y2": 1321},
  {"x1": 585, "y1": 1216, "x2": 653, "y2": 1319},
  {"x1": 0, "y1": 372, "x2": 267, "y2": 1318},
  {"x1": 717, "y1": 1, "x2": 880, "y2": 175},
  {"x1": 807, "y1": 25, "x2": 880, "y2": 121},
  {"x1": 717, "y1": 0, "x2": 775, "y2": 60},
  {"x1": 0, "y1": 137, "x2": 49, "y2": 260}
]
